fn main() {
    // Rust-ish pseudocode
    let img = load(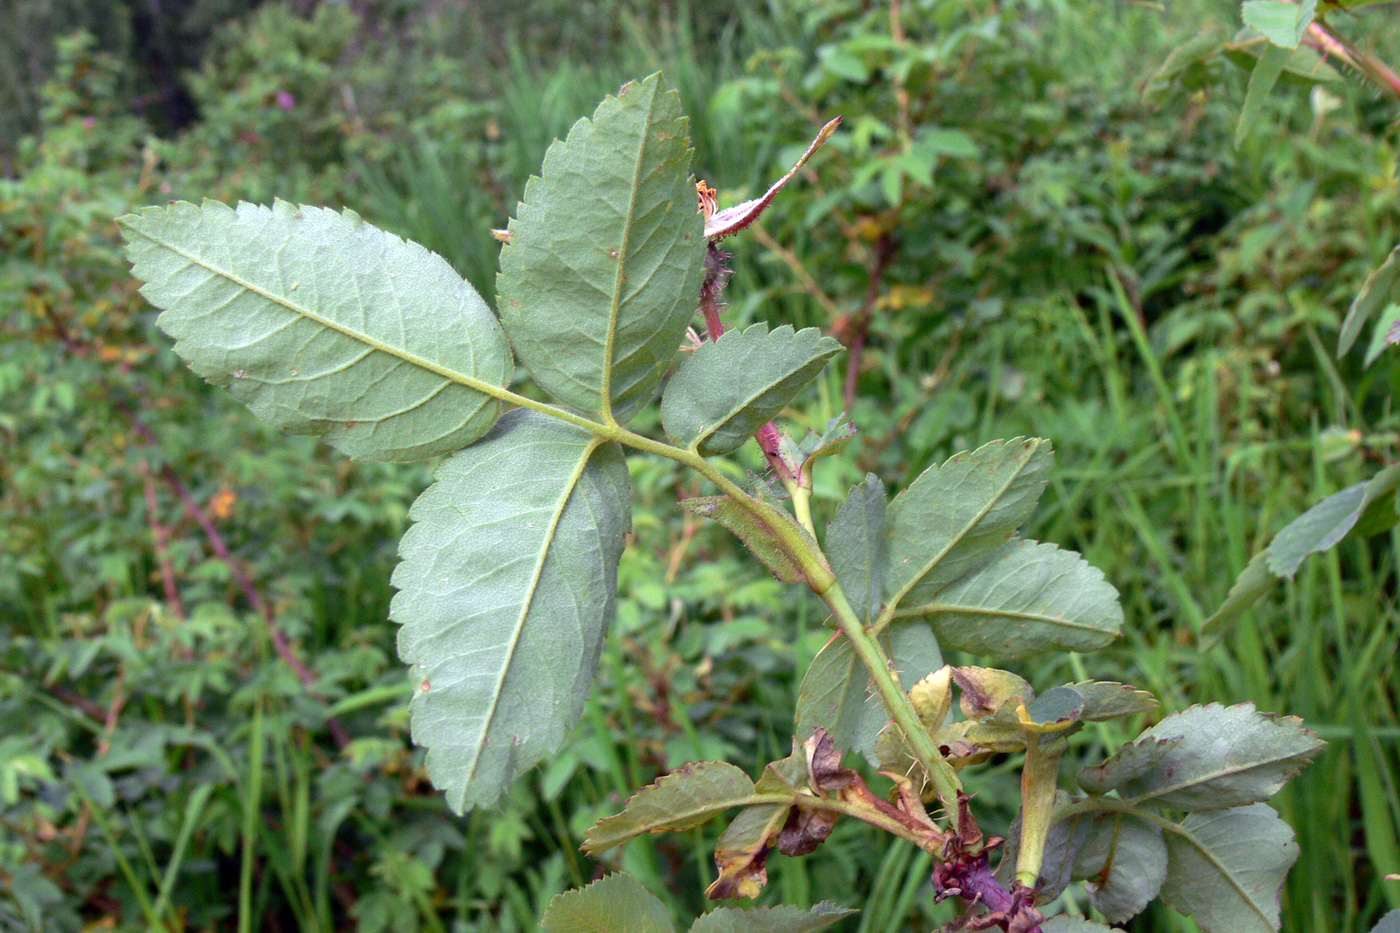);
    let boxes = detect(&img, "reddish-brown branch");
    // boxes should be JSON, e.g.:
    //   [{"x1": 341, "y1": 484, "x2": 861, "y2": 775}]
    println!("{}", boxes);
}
[{"x1": 842, "y1": 234, "x2": 897, "y2": 412}]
